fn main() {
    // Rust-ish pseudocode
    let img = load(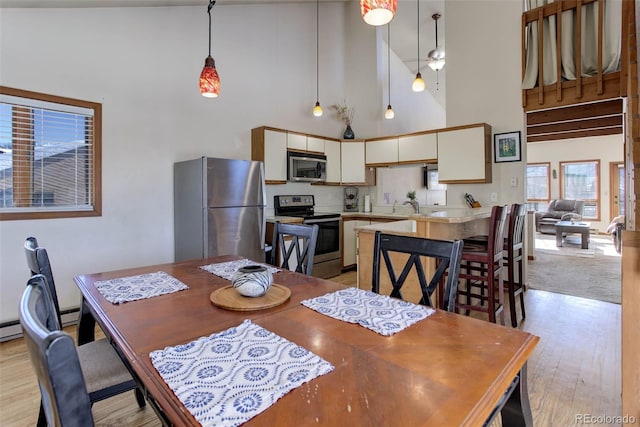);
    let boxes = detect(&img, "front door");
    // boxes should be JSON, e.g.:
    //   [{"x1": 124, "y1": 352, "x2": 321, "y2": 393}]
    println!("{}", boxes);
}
[{"x1": 609, "y1": 162, "x2": 625, "y2": 219}]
